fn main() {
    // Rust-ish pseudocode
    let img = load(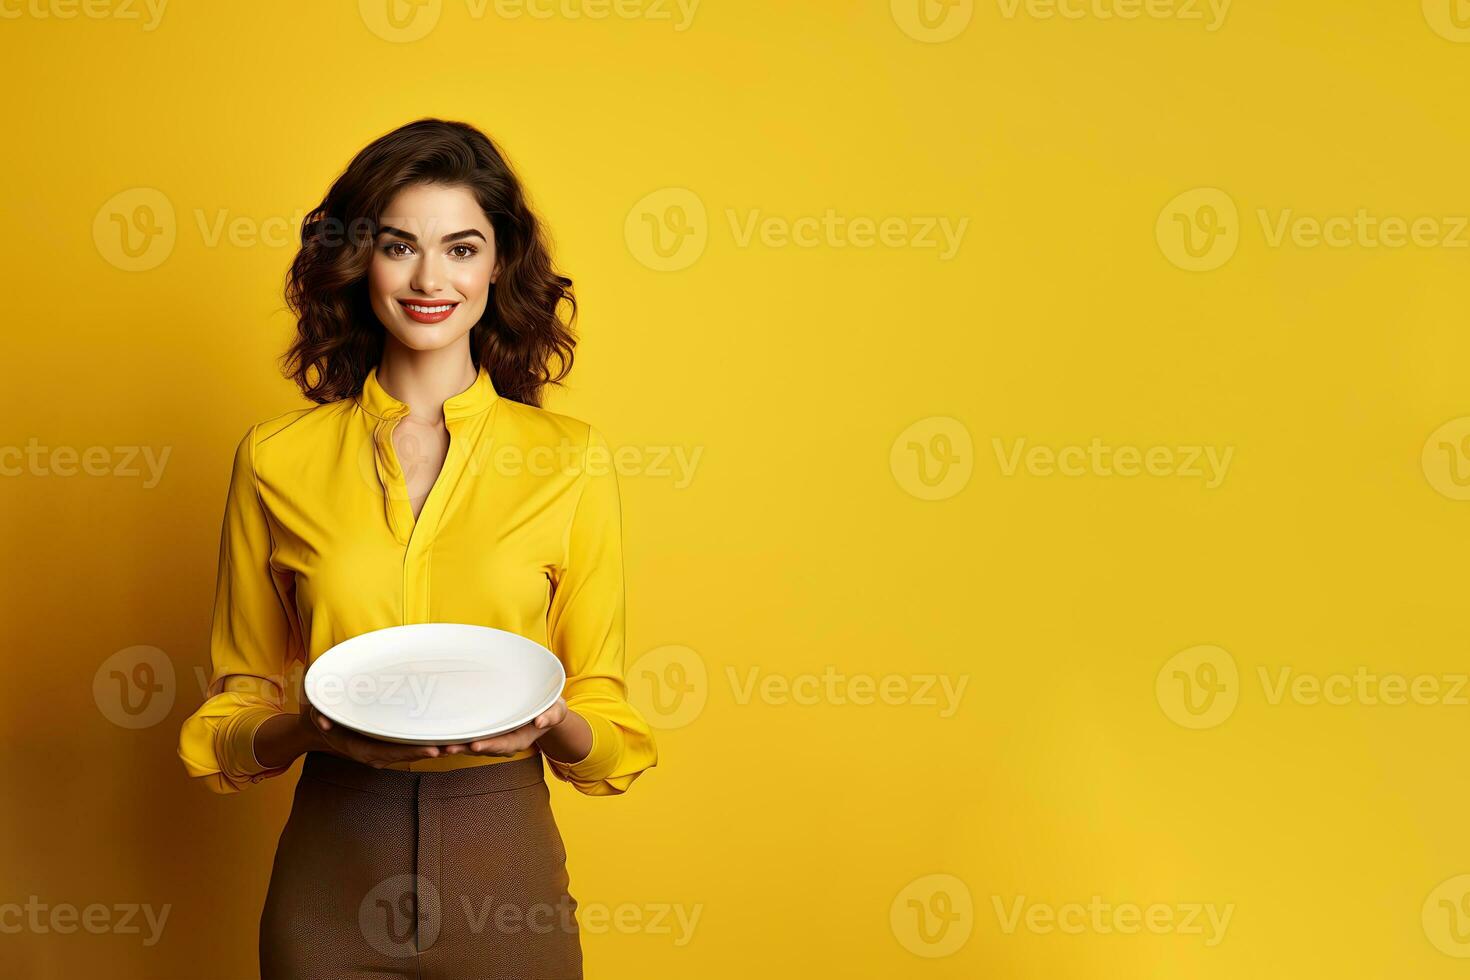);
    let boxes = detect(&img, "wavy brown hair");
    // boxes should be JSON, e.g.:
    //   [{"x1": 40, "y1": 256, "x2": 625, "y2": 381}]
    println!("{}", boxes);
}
[{"x1": 281, "y1": 118, "x2": 576, "y2": 408}]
